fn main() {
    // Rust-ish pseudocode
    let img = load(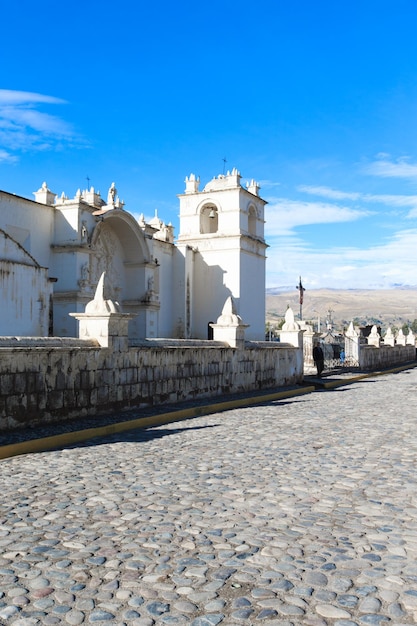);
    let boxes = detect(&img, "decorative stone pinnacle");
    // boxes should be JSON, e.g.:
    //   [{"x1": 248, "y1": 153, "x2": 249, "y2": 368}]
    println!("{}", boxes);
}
[
  {"x1": 282, "y1": 307, "x2": 300, "y2": 331},
  {"x1": 215, "y1": 296, "x2": 246, "y2": 327},
  {"x1": 85, "y1": 272, "x2": 121, "y2": 315}
]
